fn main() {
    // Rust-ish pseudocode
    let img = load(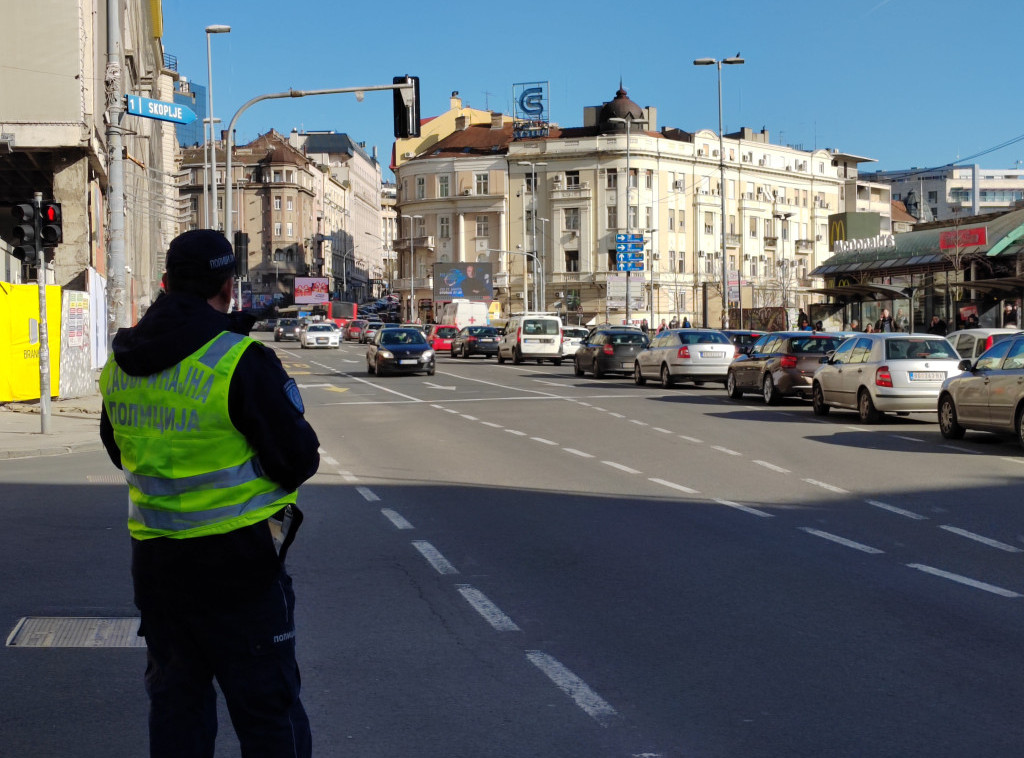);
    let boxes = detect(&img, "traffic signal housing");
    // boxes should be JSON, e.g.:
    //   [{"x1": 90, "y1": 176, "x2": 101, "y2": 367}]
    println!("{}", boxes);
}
[
  {"x1": 393, "y1": 75, "x2": 421, "y2": 139},
  {"x1": 11, "y1": 202, "x2": 39, "y2": 265},
  {"x1": 40, "y1": 202, "x2": 62, "y2": 247}
]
